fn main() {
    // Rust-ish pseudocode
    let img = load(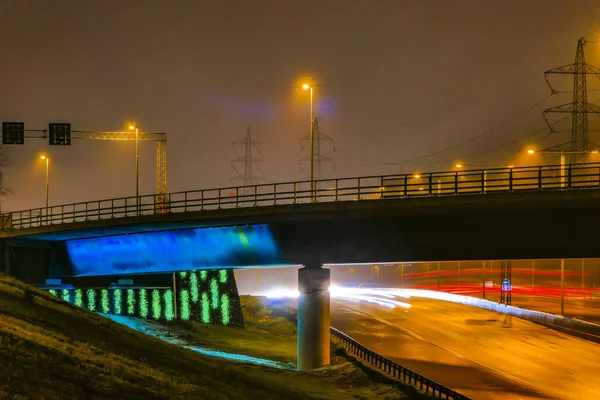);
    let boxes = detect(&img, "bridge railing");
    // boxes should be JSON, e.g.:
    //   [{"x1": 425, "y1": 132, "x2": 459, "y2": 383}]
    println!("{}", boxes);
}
[
  {"x1": 2, "y1": 162, "x2": 600, "y2": 231},
  {"x1": 330, "y1": 327, "x2": 470, "y2": 399}
]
